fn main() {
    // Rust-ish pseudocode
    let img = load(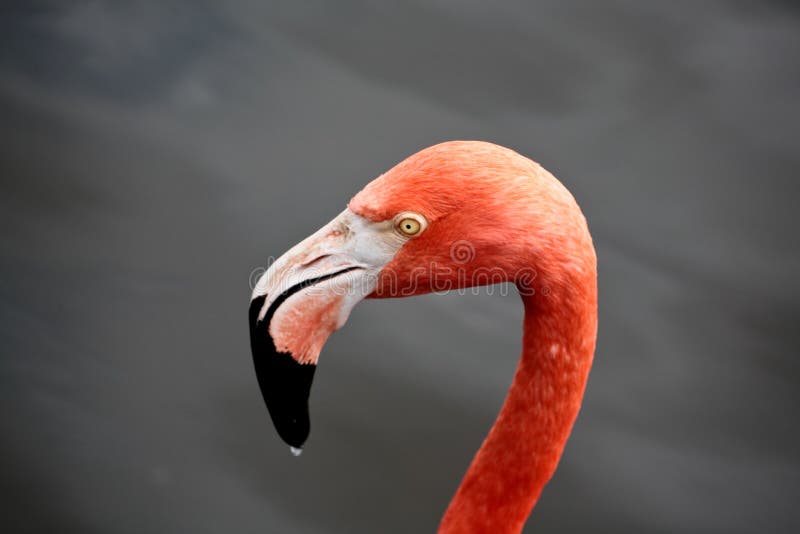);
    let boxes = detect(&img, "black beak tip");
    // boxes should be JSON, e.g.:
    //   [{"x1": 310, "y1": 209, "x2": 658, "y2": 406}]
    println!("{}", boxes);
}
[
  {"x1": 271, "y1": 400, "x2": 312, "y2": 448},
  {"x1": 249, "y1": 295, "x2": 317, "y2": 449}
]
